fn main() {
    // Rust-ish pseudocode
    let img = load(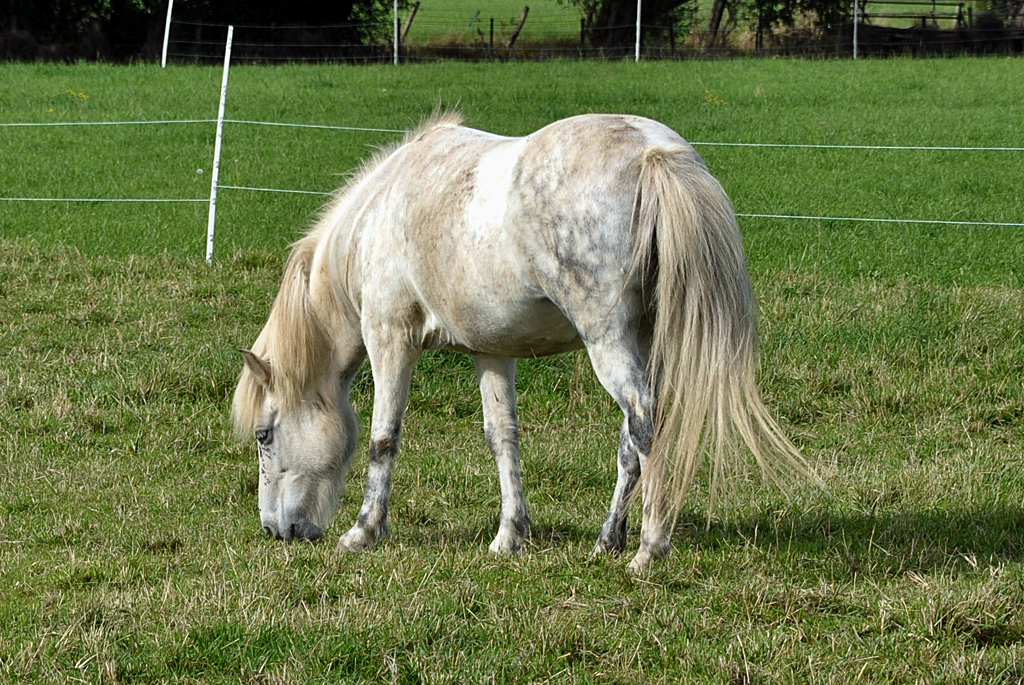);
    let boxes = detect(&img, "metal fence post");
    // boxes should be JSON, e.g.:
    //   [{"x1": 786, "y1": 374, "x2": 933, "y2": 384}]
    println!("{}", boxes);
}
[
  {"x1": 206, "y1": 25, "x2": 233, "y2": 264},
  {"x1": 161, "y1": 0, "x2": 174, "y2": 67},
  {"x1": 853, "y1": 0, "x2": 860, "y2": 59},
  {"x1": 635, "y1": 0, "x2": 642, "y2": 61}
]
